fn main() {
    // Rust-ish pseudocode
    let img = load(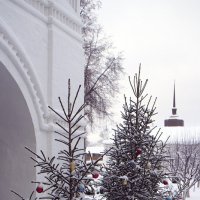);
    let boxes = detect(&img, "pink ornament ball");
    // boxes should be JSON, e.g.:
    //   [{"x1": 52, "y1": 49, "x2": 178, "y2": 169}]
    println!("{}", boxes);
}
[
  {"x1": 92, "y1": 171, "x2": 99, "y2": 179},
  {"x1": 36, "y1": 184, "x2": 43, "y2": 193},
  {"x1": 163, "y1": 180, "x2": 168, "y2": 185},
  {"x1": 136, "y1": 148, "x2": 142, "y2": 156}
]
